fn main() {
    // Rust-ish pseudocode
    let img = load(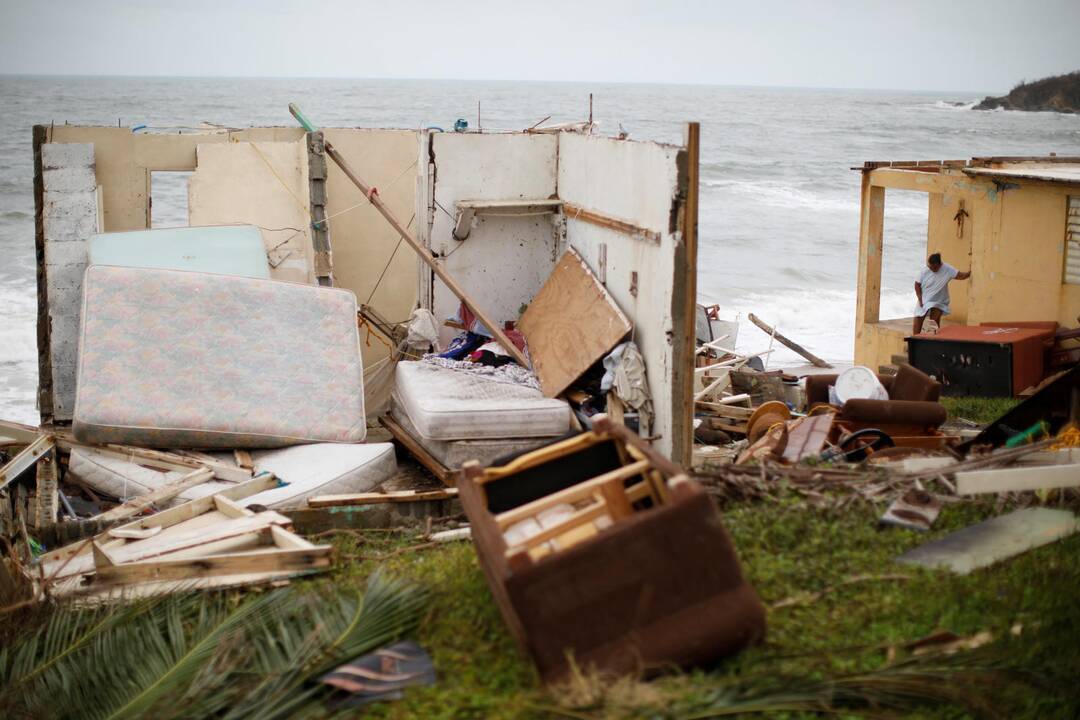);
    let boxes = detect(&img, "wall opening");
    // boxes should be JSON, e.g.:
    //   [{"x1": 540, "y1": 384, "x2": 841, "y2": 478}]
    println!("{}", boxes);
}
[
  {"x1": 150, "y1": 171, "x2": 192, "y2": 228},
  {"x1": 879, "y1": 189, "x2": 930, "y2": 320}
]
